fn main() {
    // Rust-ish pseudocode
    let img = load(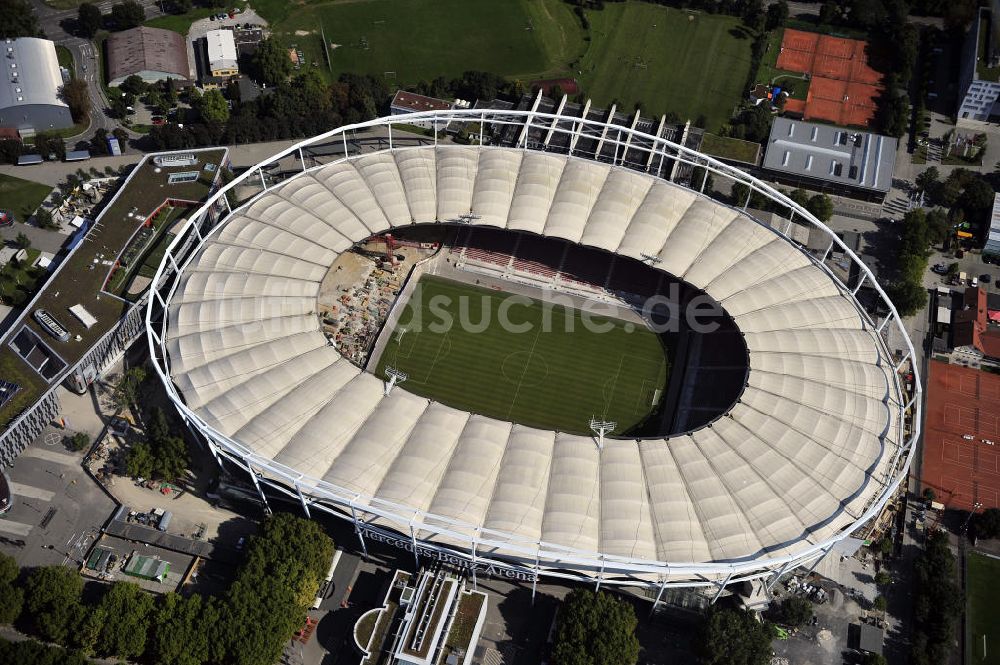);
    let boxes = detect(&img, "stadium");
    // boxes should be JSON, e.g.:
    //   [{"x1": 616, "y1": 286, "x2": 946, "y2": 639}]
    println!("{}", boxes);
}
[{"x1": 146, "y1": 109, "x2": 920, "y2": 600}]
